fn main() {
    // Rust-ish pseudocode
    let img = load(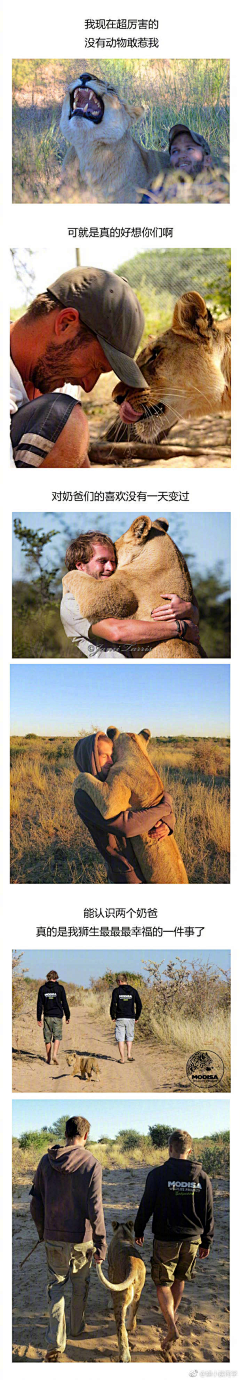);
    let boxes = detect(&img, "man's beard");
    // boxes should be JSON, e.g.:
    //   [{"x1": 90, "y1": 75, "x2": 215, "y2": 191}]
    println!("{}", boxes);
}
[{"x1": 31, "y1": 329, "x2": 84, "y2": 392}]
